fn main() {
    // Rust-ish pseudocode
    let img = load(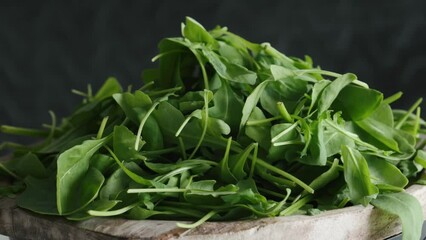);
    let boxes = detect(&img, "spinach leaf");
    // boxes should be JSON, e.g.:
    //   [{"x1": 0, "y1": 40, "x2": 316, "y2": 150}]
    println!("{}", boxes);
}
[
  {"x1": 317, "y1": 73, "x2": 356, "y2": 116},
  {"x1": 209, "y1": 79, "x2": 244, "y2": 132},
  {"x1": 341, "y1": 145, "x2": 378, "y2": 206},
  {"x1": 17, "y1": 175, "x2": 59, "y2": 215},
  {"x1": 56, "y1": 138, "x2": 107, "y2": 214},
  {"x1": 371, "y1": 192, "x2": 423, "y2": 240},
  {"x1": 113, "y1": 125, "x2": 144, "y2": 161}
]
